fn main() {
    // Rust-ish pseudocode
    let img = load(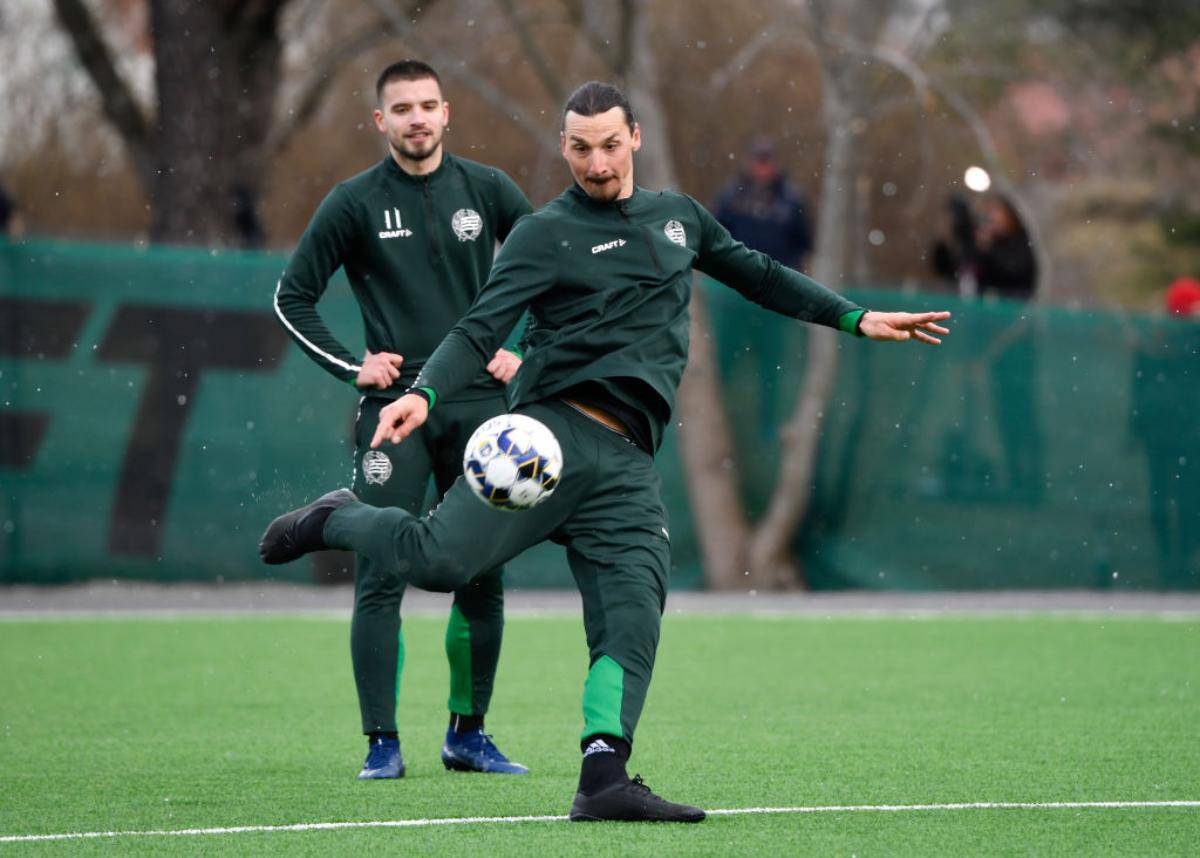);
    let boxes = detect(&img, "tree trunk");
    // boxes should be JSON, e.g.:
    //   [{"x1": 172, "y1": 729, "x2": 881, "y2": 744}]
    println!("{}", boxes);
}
[
  {"x1": 621, "y1": 0, "x2": 753, "y2": 589},
  {"x1": 744, "y1": 2, "x2": 869, "y2": 589},
  {"x1": 745, "y1": 111, "x2": 856, "y2": 589},
  {"x1": 149, "y1": 0, "x2": 227, "y2": 243},
  {"x1": 148, "y1": 0, "x2": 283, "y2": 245},
  {"x1": 676, "y1": 282, "x2": 752, "y2": 588}
]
